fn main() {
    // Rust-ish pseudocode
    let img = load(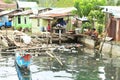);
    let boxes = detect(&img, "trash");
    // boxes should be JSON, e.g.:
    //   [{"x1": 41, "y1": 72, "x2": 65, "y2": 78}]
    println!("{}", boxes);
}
[{"x1": 21, "y1": 35, "x2": 31, "y2": 44}]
